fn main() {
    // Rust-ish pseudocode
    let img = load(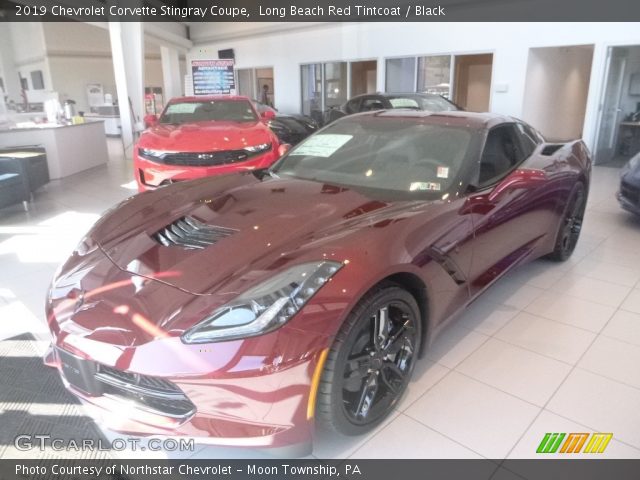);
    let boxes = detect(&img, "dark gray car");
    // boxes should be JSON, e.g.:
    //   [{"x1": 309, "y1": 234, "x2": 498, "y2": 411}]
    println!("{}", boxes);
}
[{"x1": 618, "y1": 152, "x2": 640, "y2": 216}]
